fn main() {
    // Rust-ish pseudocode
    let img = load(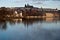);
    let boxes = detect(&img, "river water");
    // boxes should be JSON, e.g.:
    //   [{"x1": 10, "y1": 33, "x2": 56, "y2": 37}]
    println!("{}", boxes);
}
[{"x1": 0, "y1": 18, "x2": 60, "y2": 40}]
